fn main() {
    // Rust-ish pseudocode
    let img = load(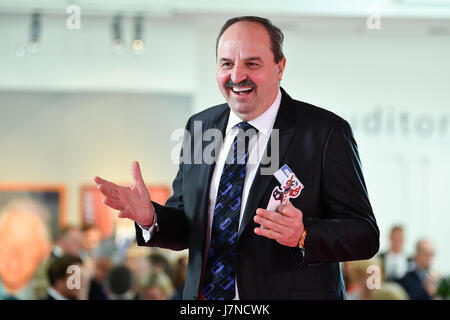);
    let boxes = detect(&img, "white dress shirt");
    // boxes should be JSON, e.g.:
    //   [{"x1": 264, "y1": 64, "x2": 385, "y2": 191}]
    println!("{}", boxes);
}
[
  {"x1": 384, "y1": 251, "x2": 409, "y2": 280},
  {"x1": 140, "y1": 88, "x2": 282, "y2": 299}
]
